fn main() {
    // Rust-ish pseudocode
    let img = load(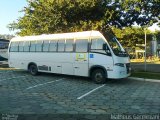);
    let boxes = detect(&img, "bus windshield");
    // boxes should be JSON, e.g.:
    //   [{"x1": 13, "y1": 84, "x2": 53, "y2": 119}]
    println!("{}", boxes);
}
[{"x1": 105, "y1": 32, "x2": 128, "y2": 57}]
